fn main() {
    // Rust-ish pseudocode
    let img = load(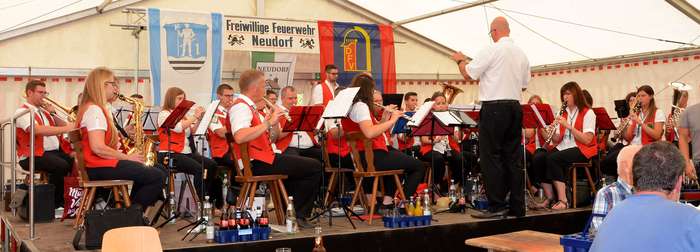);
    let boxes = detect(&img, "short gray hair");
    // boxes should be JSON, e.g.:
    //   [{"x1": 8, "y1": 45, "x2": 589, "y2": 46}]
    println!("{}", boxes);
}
[
  {"x1": 632, "y1": 142, "x2": 684, "y2": 192},
  {"x1": 280, "y1": 86, "x2": 296, "y2": 98}
]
